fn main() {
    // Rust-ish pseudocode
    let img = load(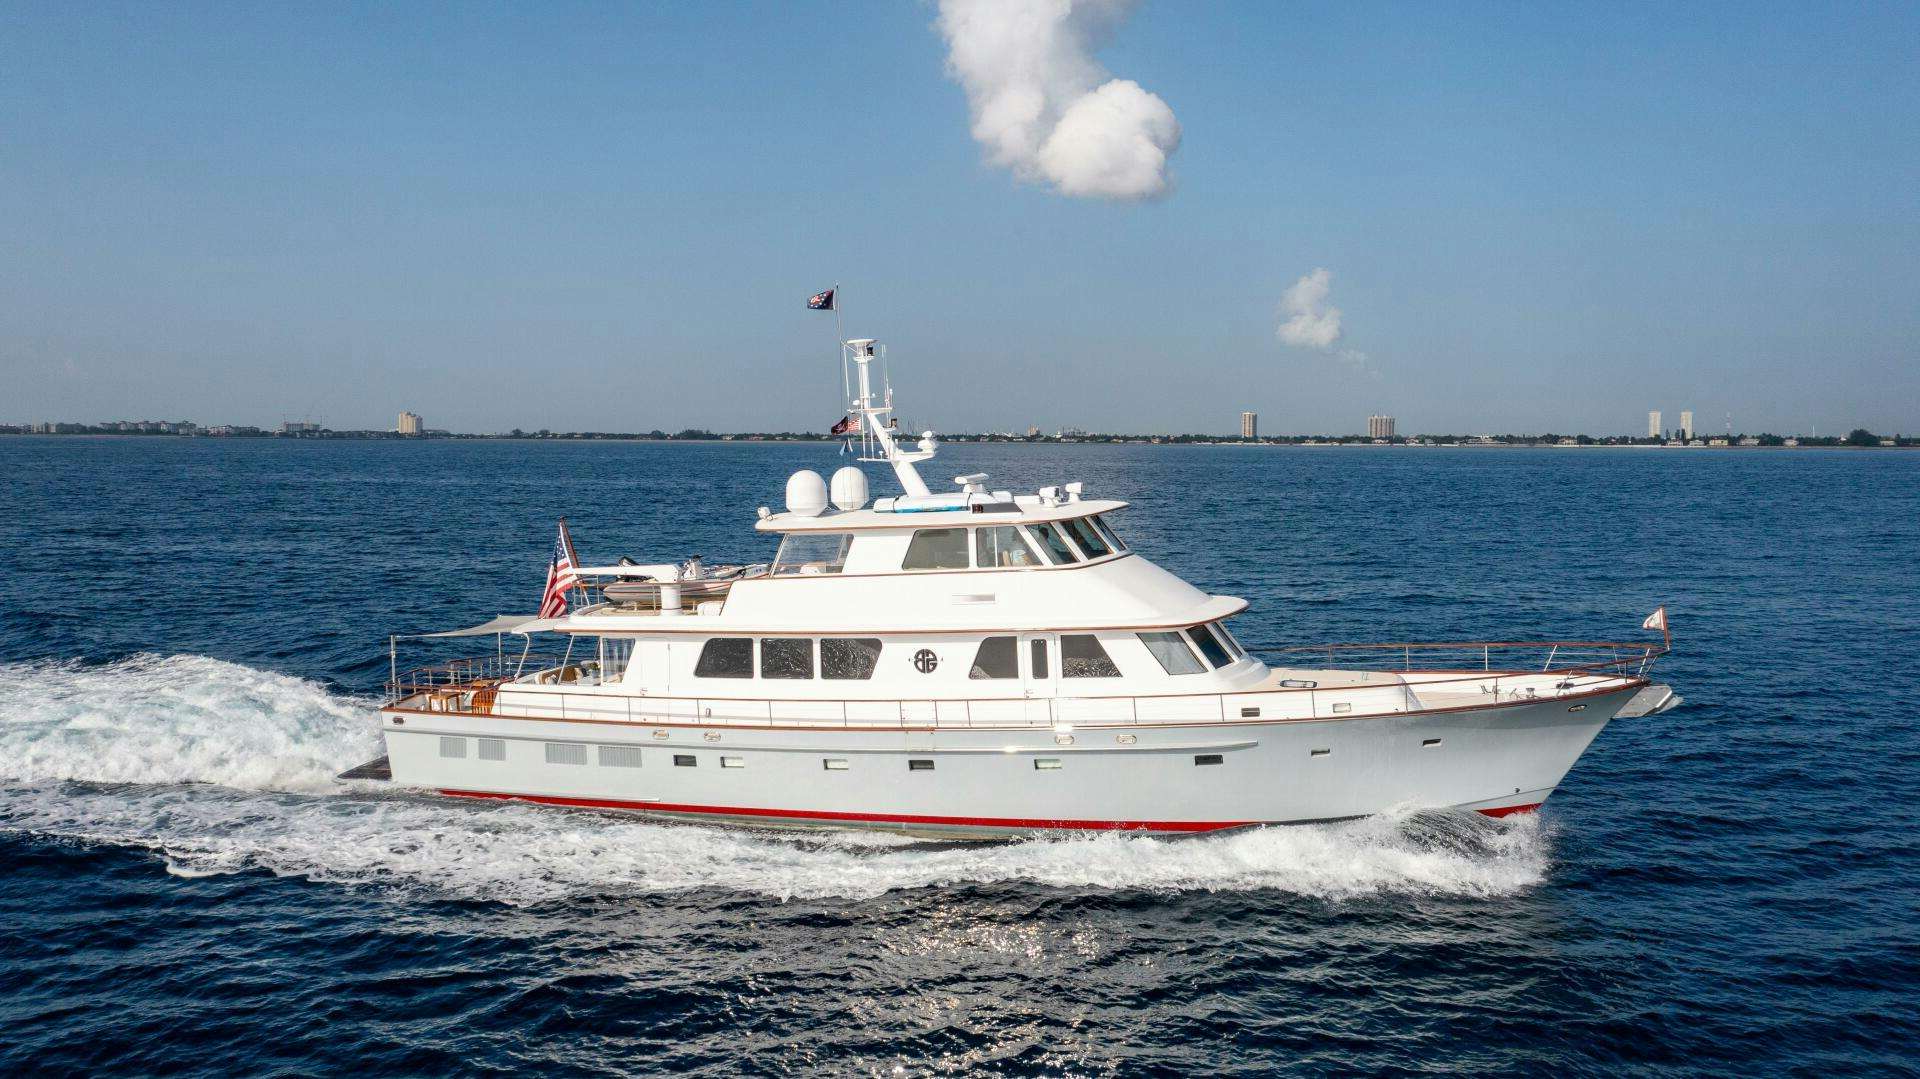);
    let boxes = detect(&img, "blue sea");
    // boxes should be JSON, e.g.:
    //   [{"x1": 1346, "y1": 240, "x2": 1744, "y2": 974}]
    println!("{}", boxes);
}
[{"x1": 1, "y1": 437, "x2": 1916, "y2": 1076}]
